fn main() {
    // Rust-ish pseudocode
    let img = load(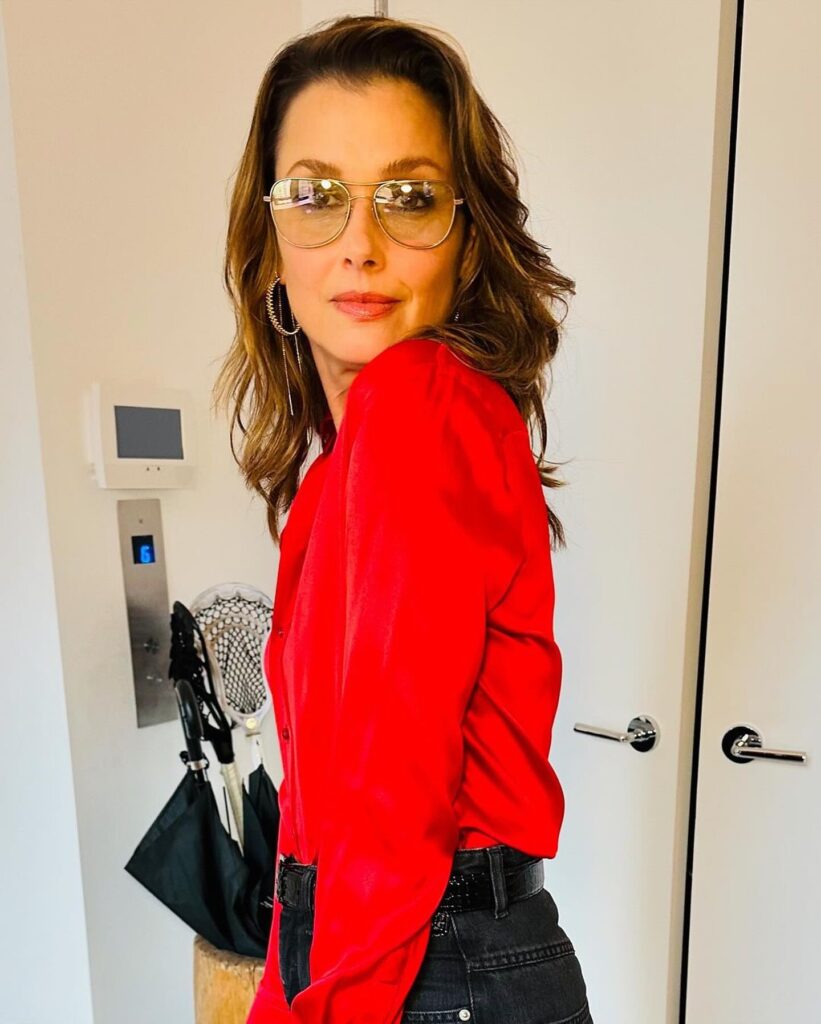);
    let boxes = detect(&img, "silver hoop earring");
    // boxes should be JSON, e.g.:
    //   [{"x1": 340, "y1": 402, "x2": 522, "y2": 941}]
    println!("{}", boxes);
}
[
  {"x1": 453, "y1": 309, "x2": 461, "y2": 322},
  {"x1": 265, "y1": 275, "x2": 303, "y2": 418}
]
